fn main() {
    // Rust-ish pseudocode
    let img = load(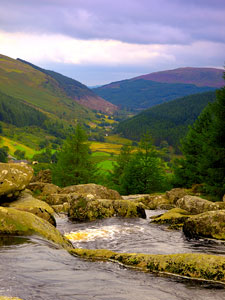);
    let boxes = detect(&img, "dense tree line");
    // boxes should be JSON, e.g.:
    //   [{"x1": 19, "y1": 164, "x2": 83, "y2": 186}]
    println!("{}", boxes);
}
[
  {"x1": 94, "y1": 79, "x2": 215, "y2": 111},
  {"x1": 0, "y1": 91, "x2": 47, "y2": 127},
  {"x1": 116, "y1": 91, "x2": 216, "y2": 151},
  {"x1": 173, "y1": 74, "x2": 225, "y2": 199}
]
